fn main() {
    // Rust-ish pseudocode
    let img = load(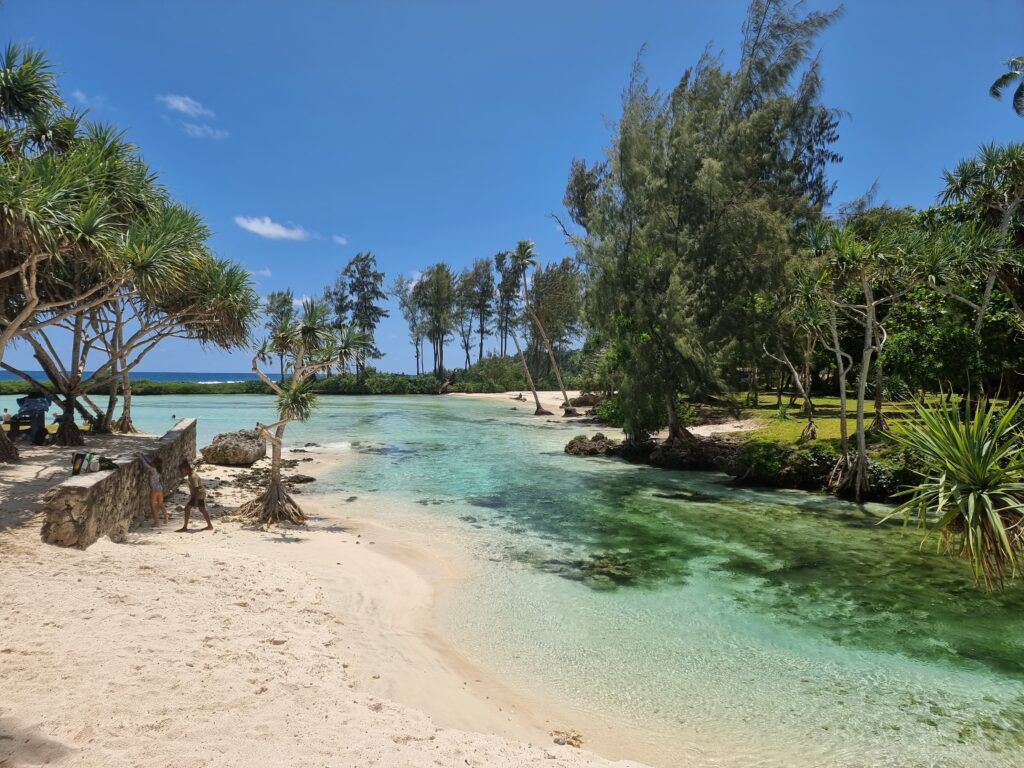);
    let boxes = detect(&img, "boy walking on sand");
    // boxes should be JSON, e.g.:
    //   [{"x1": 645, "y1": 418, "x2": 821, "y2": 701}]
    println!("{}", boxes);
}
[{"x1": 177, "y1": 459, "x2": 213, "y2": 532}]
